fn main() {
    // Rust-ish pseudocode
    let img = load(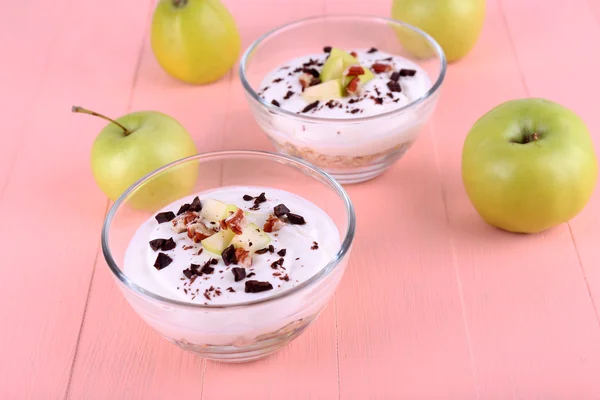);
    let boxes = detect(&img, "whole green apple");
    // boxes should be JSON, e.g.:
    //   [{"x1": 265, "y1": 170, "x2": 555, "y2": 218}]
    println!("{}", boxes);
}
[
  {"x1": 391, "y1": 0, "x2": 486, "y2": 62},
  {"x1": 72, "y1": 106, "x2": 198, "y2": 210},
  {"x1": 461, "y1": 98, "x2": 598, "y2": 234}
]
